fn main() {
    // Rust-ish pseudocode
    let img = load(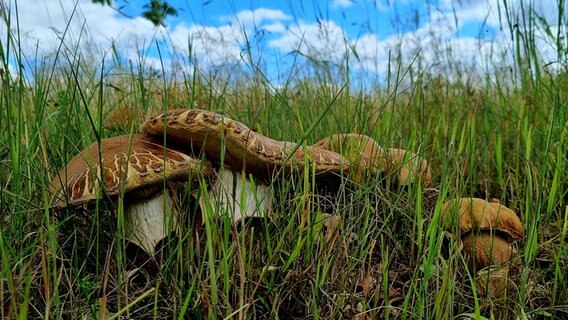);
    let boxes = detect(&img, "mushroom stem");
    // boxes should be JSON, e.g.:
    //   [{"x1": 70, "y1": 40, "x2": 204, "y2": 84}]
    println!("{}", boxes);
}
[
  {"x1": 461, "y1": 231, "x2": 515, "y2": 271},
  {"x1": 124, "y1": 191, "x2": 174, "y2": 254},
  {"x1": 200, "y1": 167, "x2": 274, "y2": 222},
  {"x1": 476, "y1": 264, "x2": 510, "y2": 300}
]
